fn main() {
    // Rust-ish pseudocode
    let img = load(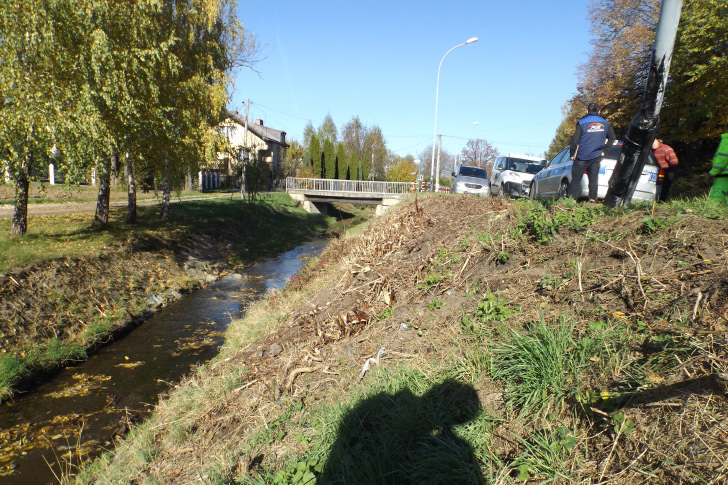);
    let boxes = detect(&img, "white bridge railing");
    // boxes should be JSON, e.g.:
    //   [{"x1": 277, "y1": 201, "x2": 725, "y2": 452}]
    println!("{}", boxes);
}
[{"x1": 286, "y1": 177, "x2": 418, "y2": 195}]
